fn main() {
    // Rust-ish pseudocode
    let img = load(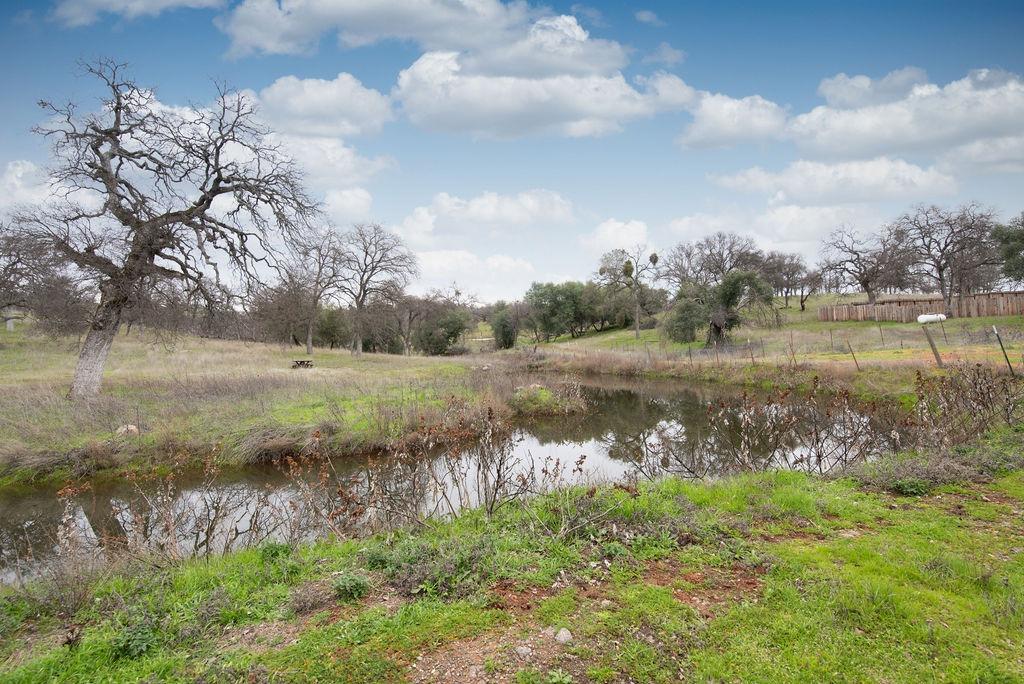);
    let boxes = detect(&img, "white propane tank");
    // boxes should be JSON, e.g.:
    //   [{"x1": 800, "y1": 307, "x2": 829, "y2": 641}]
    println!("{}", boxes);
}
[{"x1": 917, "y1": 313, "x2": 947, "y2": 324}]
